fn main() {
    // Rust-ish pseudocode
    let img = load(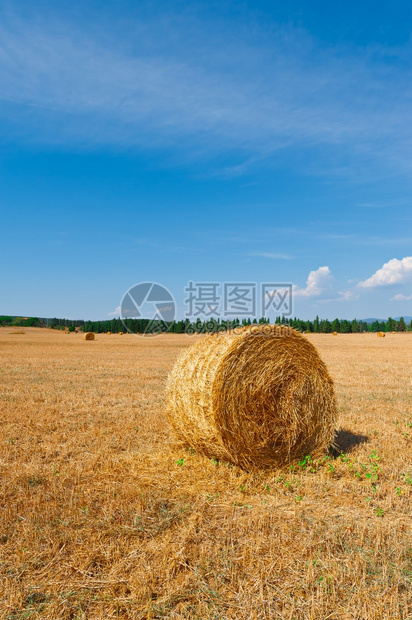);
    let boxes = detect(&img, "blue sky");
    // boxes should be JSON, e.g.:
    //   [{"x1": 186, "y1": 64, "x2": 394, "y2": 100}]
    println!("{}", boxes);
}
[{"x1": 1, "y1": 0, "x2": 412, "y2": 321}]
